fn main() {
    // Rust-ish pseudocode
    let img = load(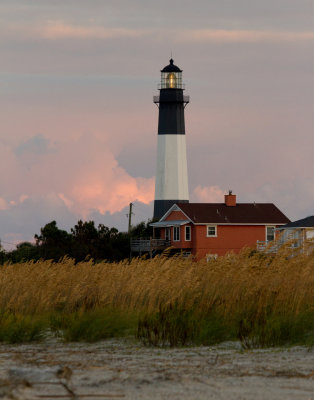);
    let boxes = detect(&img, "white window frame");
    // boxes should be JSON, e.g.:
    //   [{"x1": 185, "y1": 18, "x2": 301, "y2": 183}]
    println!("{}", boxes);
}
[
  {"x1": 206, "y1": 225, "x2": 217, "y2": 237},
  {"x1": 185, "y1": 226, "x2": 191, "y2": 241},
  {"x1": 173, "y1": 226, "x2": 180, "y2": 241},
  {"x1": 266, "y1": 226, "x2": 275, "y2": 242},
  {"x1": 165, "y1": 227, "x2": 171, "y2": 241}
]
